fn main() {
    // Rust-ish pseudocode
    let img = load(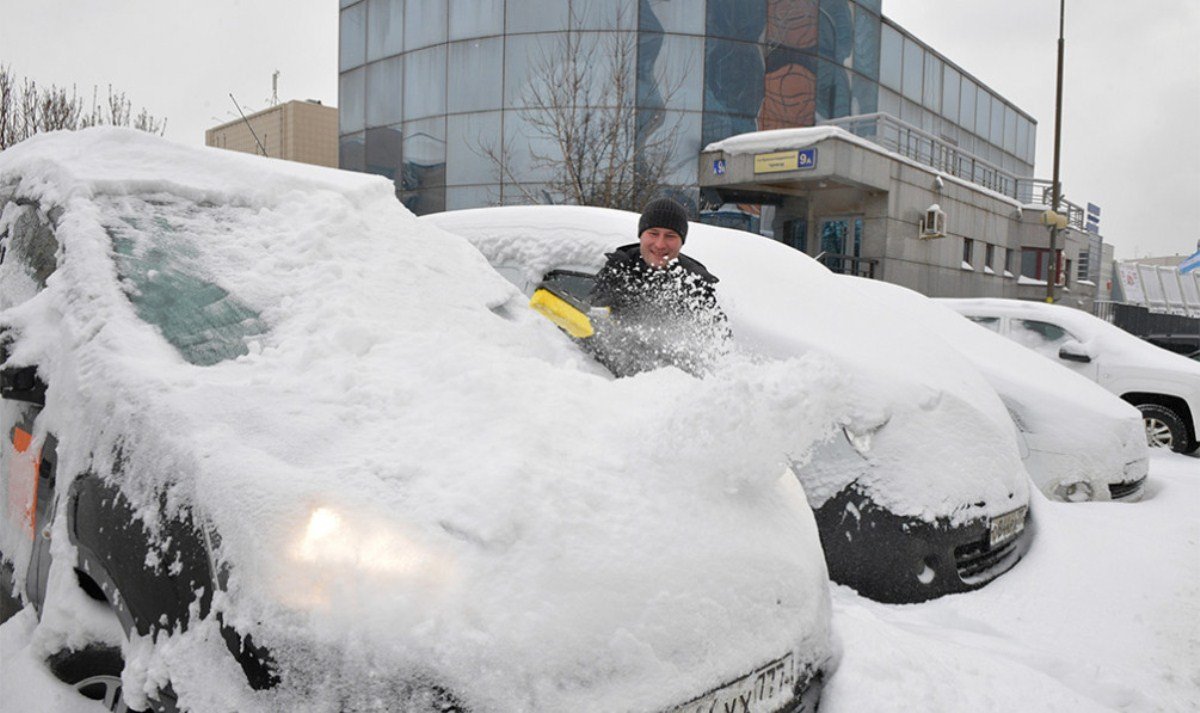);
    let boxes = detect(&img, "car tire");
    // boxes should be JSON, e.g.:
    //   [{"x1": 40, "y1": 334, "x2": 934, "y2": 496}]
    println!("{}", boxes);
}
[
  {"x1": 46, "y1": 644, "x2": 148, "y2": 713},
  {"x1": 1137, "y1": 403, "x2": 1194, "y2": 454}
]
